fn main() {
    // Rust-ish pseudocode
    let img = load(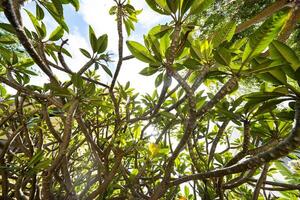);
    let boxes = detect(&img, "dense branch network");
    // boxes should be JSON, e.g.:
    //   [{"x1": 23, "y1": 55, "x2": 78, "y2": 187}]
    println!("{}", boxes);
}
[{"x1": 0, "y1": 0, "x2": 300, "y2": 199}]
